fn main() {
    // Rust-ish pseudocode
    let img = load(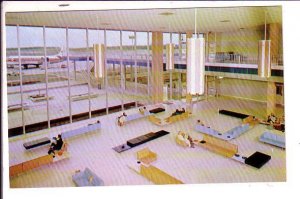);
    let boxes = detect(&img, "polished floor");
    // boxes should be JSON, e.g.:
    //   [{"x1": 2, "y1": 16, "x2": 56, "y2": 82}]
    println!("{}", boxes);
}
[{"x1": 9, "y1": 96, "x2": 286, "y2": 188}]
